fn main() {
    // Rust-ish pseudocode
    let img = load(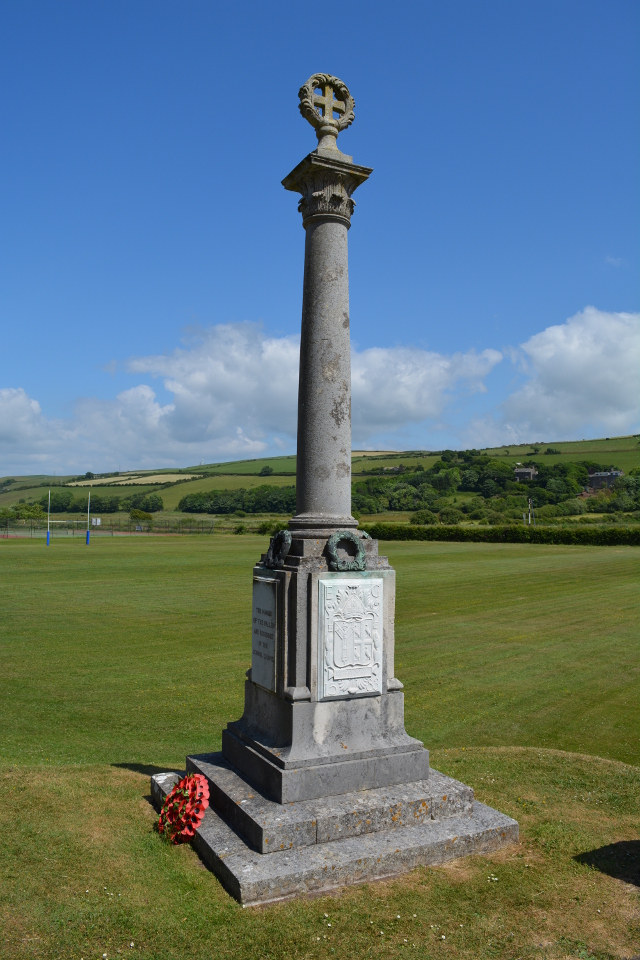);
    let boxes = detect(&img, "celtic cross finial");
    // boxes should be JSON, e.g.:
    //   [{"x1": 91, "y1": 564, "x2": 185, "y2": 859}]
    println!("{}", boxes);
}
[{"x1": 298, "y1": 74, "x2": 355, "y2": 152}]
